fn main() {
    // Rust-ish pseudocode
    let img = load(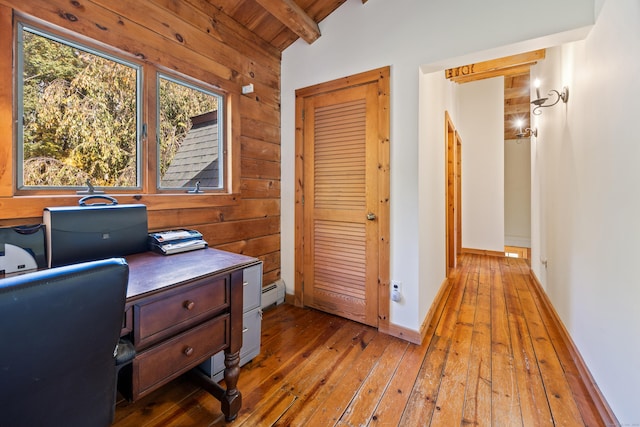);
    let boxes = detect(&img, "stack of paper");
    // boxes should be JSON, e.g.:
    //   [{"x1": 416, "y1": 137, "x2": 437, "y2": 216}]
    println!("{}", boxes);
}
[{"x1": 148, "y1": 229, "x2": 208, "y2": 255}]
